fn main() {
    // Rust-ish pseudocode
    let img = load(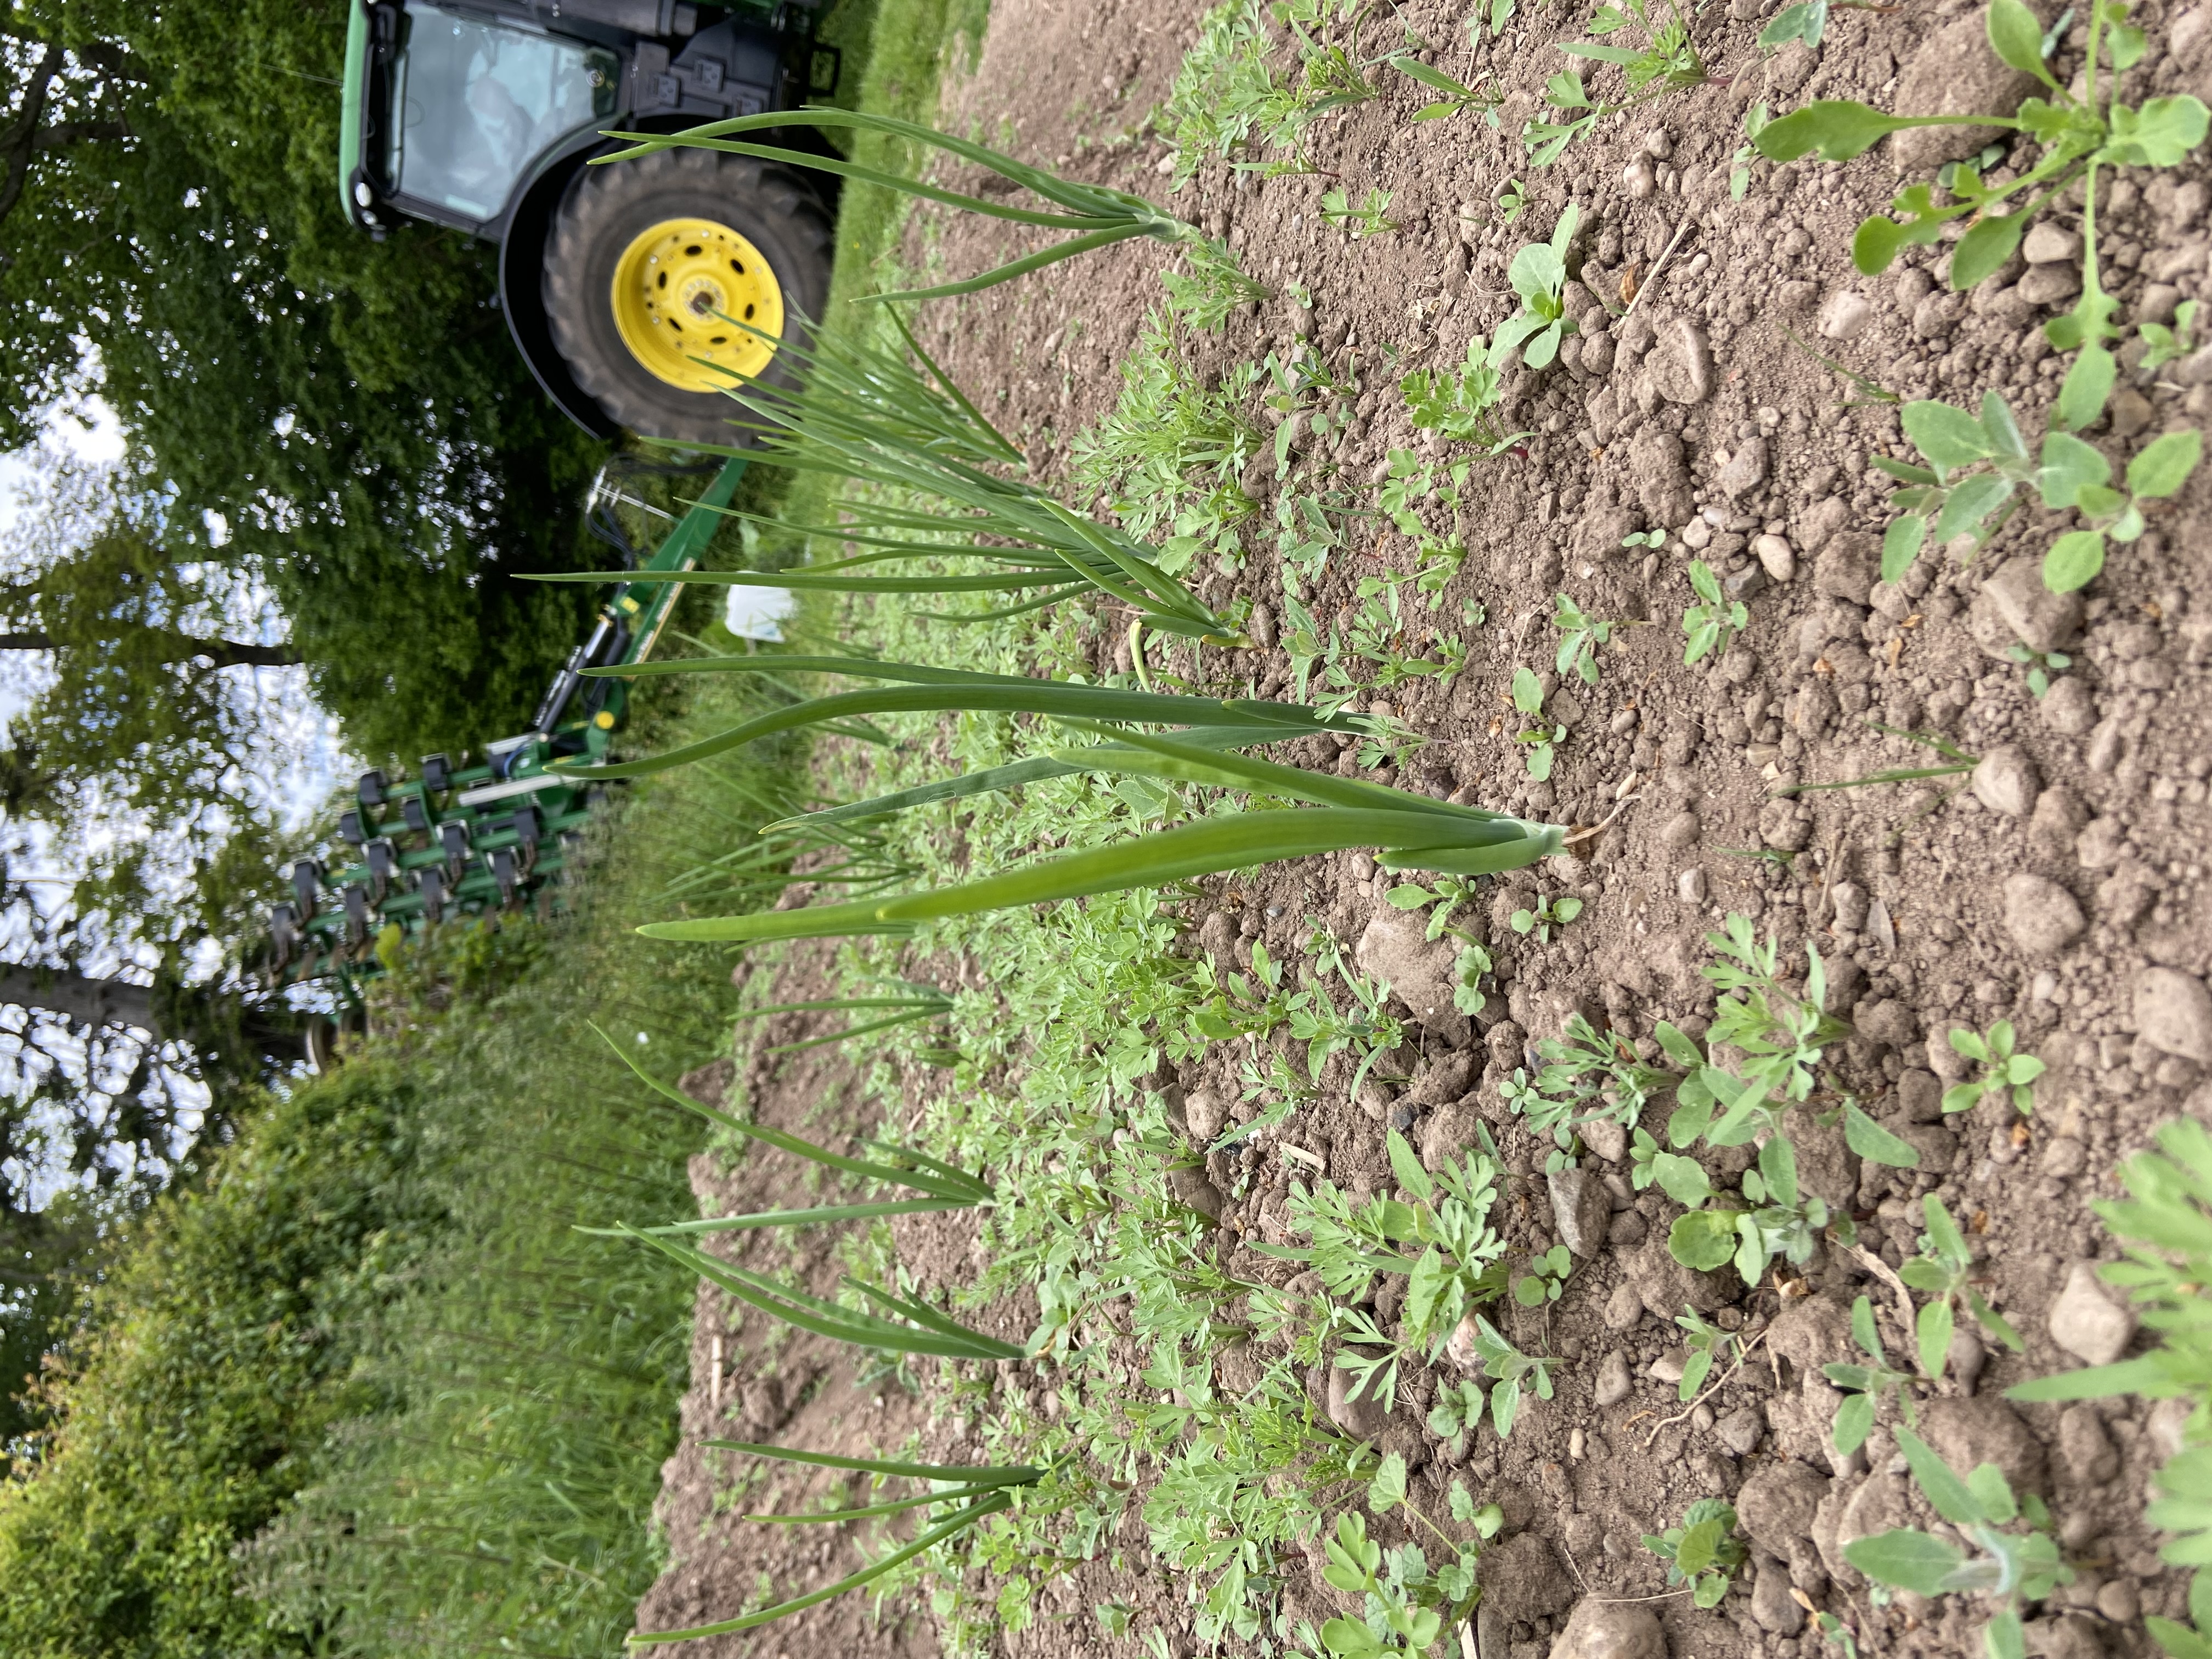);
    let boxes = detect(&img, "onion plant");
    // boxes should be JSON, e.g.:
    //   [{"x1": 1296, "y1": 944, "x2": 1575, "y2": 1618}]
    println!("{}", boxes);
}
[
  {"x1": 528, "y1": 315, "x2": 1242, "y2": 642},
  {"x1": 637, "y1": 729, "x2": 1564, "y2": 946},
  {"x1": 596, "y1": 109, "x2": 1206, "y2": 302},
  {"x1": 593, "y1": 1032, "x2": 1013, "y2": 1357},
  {"x1": 731, "y1": 981, "x2": 953, "y2": 1056},
  {"x1": 552, "y1": 656, "x2": 1364, "y2": 782},
  {"x1": 628, "y1": 1443, "x2": 1046, "y2": 1645}
]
